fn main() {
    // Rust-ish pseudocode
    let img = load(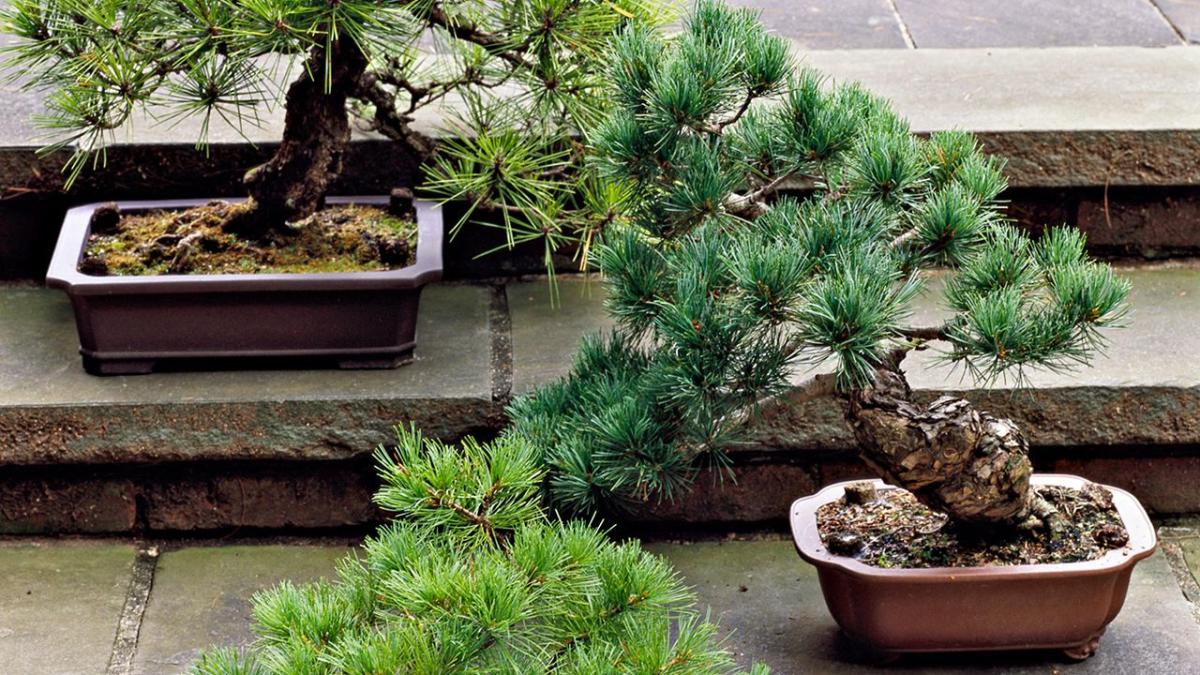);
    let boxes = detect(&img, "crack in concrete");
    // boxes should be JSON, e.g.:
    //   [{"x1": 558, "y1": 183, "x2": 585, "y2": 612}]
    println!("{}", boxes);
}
[
  {"x1": 1157, "y1": 526, "x2": 1200, "y2": 626},
  {"x1": 106, "y1": 542, "x2": 159, "y2": 675},
  {"x1": 488, "y1": 283, "x2": 514, "y2": 405}
]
